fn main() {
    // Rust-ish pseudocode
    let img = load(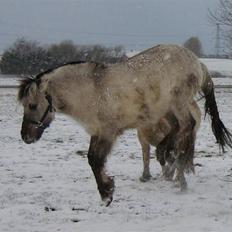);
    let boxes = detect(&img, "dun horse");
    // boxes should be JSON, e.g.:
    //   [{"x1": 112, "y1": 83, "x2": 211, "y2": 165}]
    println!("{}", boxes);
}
[{"x1": 18, "y1": 45, "x2": 232, "y2": 206}]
